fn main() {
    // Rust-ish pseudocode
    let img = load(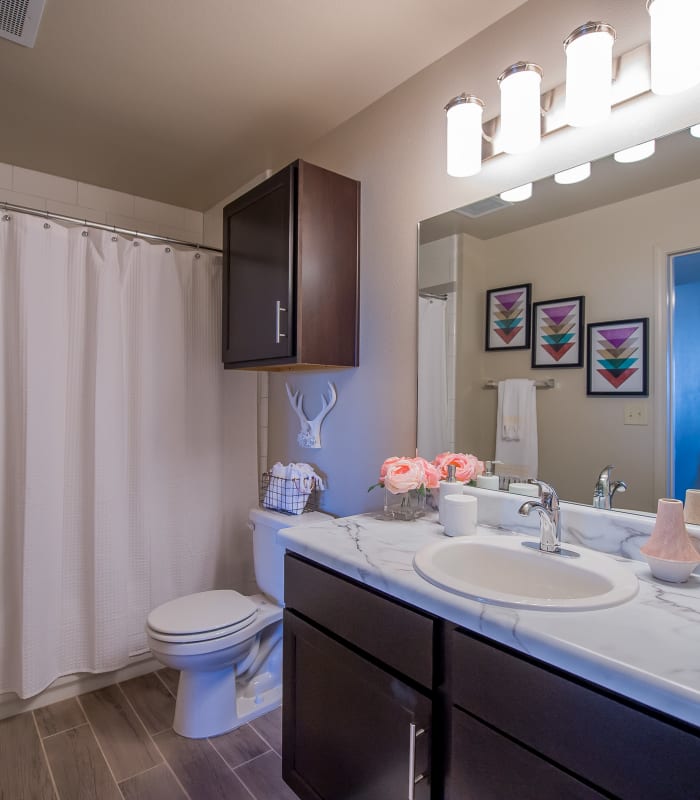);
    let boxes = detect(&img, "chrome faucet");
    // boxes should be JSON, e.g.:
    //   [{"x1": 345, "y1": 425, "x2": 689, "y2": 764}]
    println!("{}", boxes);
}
[
  {"x1": 593, "y1": 464, "x2": 627, "y2": 509},
  {"x1": 518, "y1": 479, "x2": 579, "y2": 558}
]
